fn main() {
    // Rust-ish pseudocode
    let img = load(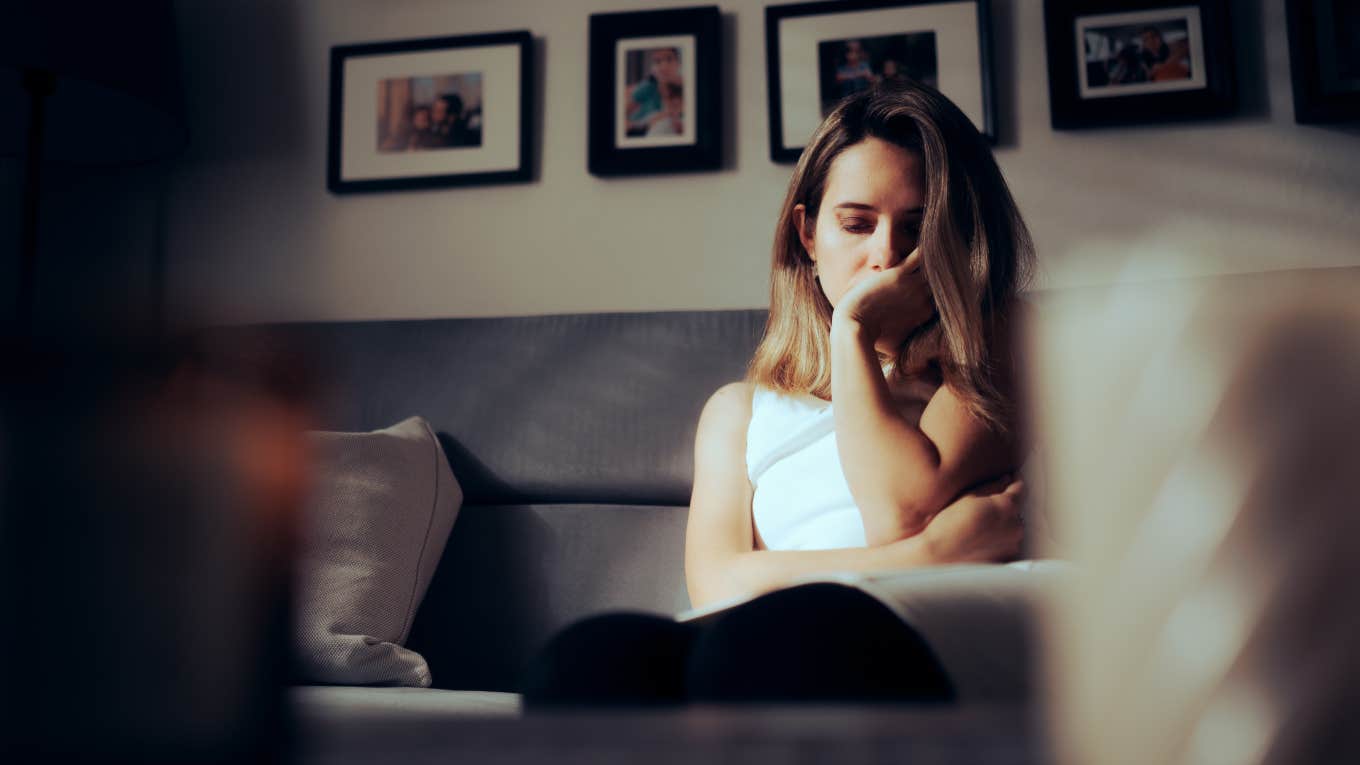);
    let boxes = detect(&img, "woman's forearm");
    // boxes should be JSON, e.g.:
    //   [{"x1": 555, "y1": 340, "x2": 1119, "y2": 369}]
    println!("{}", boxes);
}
[
  {"x1": 697, "y1": 534, "x2": 935, "y2": 609},
  {"x1": 830, "y1": 317, "x2": 944, "y2": 545}
]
